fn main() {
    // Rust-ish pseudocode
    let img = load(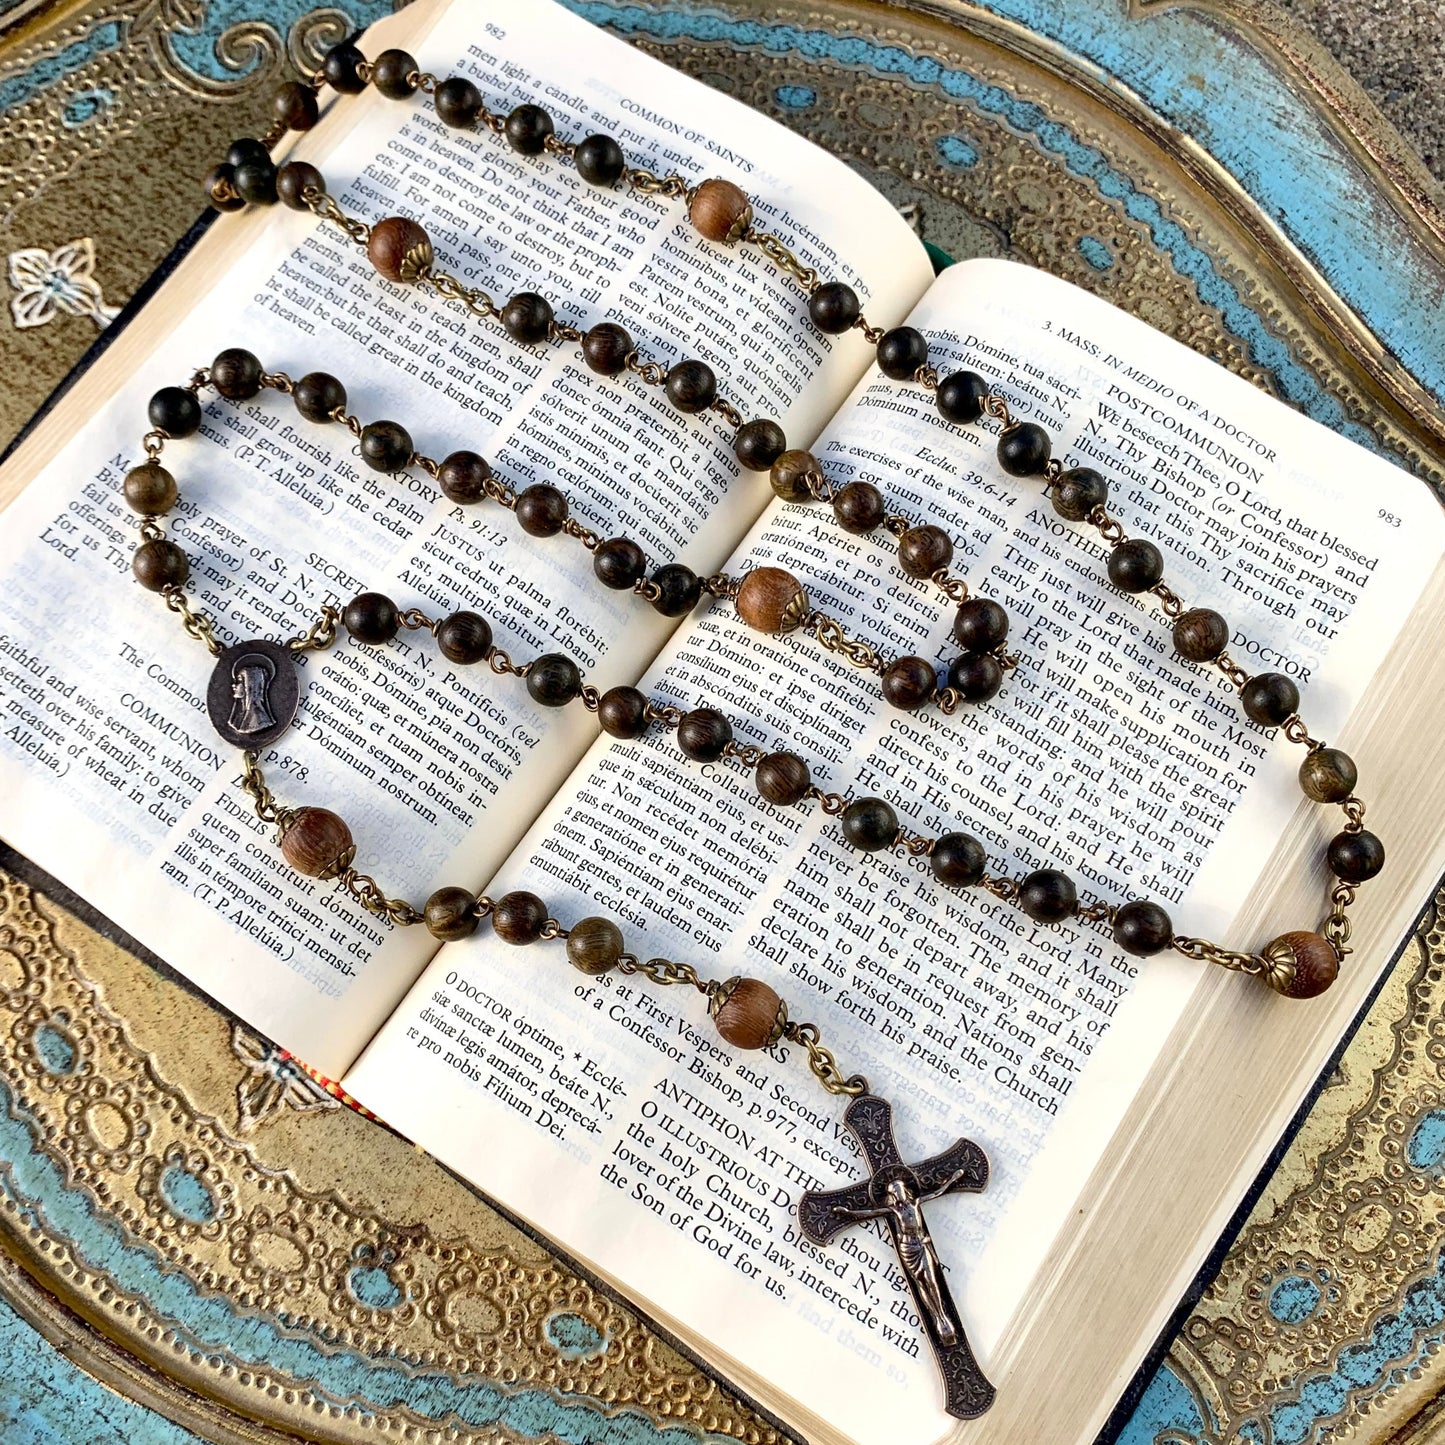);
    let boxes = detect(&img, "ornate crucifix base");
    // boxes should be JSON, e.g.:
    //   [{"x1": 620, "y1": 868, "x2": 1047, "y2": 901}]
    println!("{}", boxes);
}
[{"x1": 797, "y1": 1092, "x2": 995, "y2": 1419}]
